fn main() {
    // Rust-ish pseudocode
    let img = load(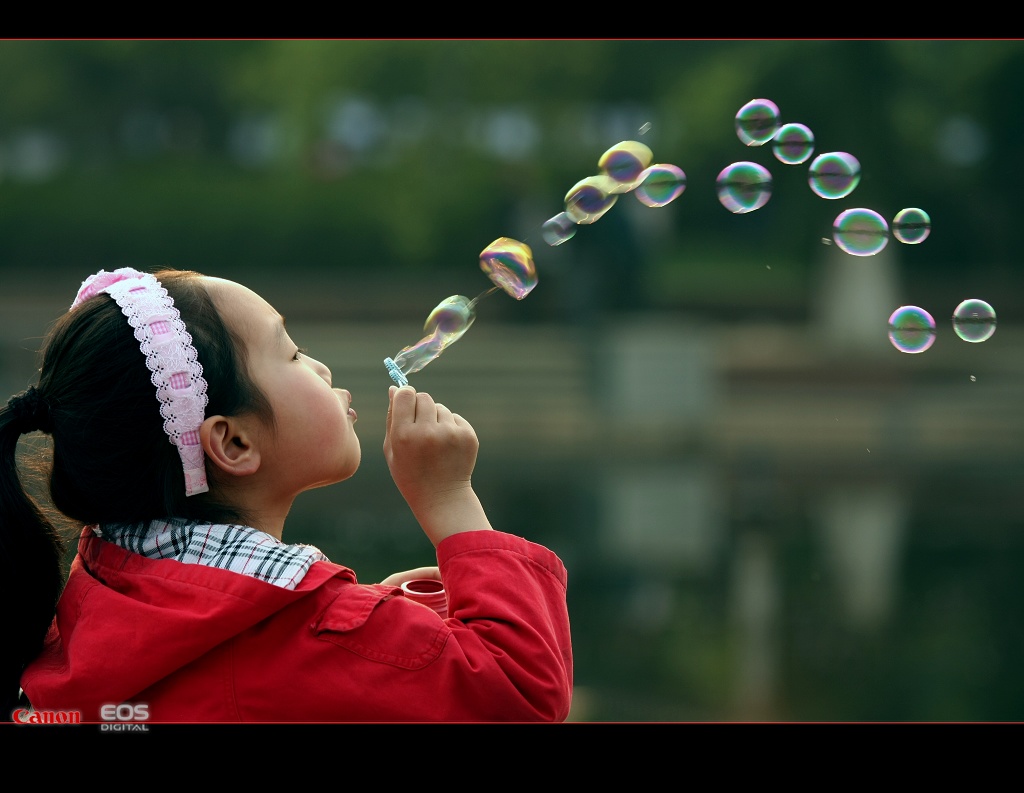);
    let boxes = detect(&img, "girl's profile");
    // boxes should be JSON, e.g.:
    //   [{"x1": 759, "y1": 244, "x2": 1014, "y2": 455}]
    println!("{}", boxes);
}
[{"x1": 2, "y1": 267, "x2": 572, "y2": 723}]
